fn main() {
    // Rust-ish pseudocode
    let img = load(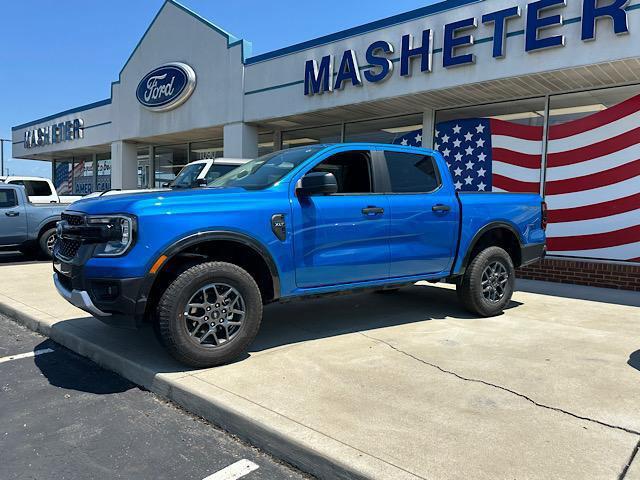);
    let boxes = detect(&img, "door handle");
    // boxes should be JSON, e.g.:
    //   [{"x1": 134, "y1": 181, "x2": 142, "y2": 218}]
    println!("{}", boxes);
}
[
  {"x1": 432, "y1": 204, "x2": 451, "y2": 212},
  {"x1": 362, "y1": 206, "x2": 384, "y2": 215},
  {"x1": 5, "y1": 211, "x2": 19, "y2": 217}
]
